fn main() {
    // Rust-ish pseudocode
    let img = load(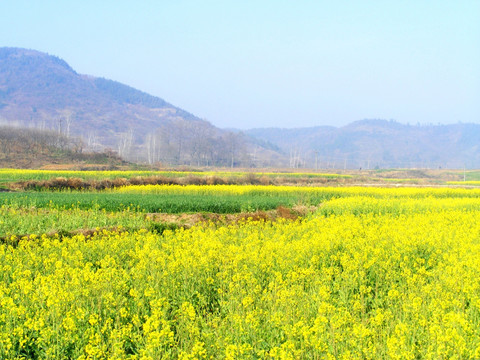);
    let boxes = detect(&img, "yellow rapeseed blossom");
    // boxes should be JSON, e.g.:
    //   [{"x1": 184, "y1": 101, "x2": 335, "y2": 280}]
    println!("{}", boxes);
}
[{"x1": 1, "y1": 186, "x2": 480, "y2": 357}]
